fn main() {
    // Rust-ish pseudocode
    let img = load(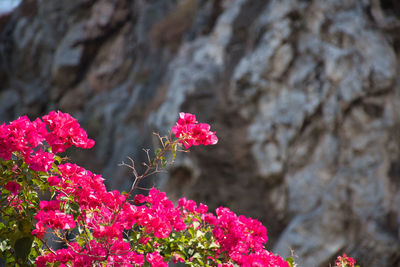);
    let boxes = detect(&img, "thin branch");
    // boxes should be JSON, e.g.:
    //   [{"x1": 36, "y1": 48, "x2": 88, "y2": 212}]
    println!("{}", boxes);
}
[
  {"x1": 40, "y1": 237, "x2": 57, "y2": 255},
  {"x1": 143, "y1": 149, "x2": 151, "y2": 165},
  {"x1": 110, "y1": 138, "x2": 176, "y2": 225}
]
